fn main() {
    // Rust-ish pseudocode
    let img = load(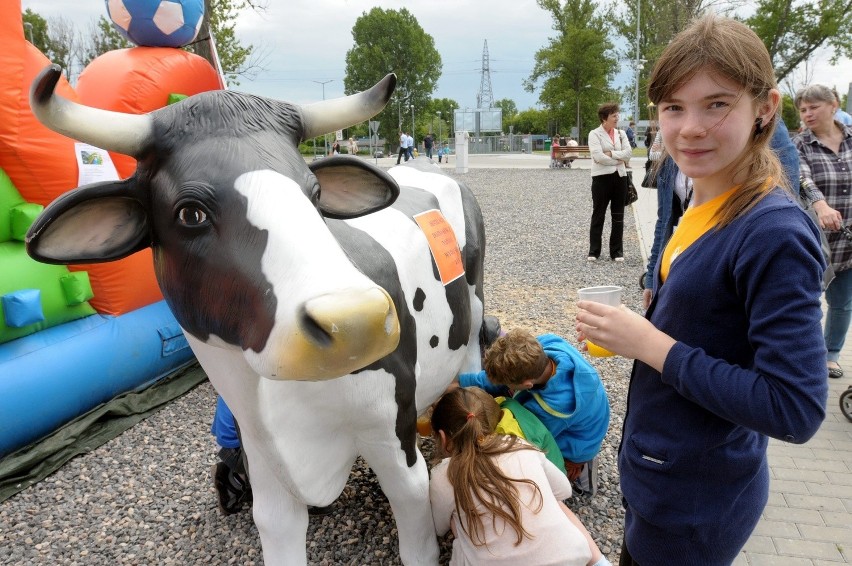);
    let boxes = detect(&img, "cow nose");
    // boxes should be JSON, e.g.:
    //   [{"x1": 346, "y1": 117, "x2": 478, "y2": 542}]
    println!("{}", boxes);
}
[{"x1": 290, "y1": 287, "x2": 400, "y2": 379}]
